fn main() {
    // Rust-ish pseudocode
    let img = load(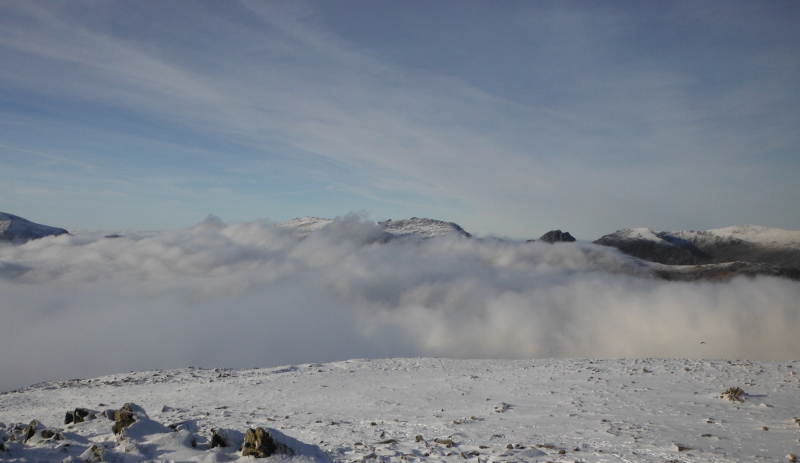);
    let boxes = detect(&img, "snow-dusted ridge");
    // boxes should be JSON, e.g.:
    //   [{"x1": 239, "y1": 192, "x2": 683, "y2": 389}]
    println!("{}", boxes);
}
[
  {"x1": 595, "y1": 225, "x2": 800, "y2": 273},
  {"x1": 279, "y1": 216, "x2": 471, "y2": 239},
  {"x1": 381, "y1": 217, "x2": 471, "y2": 239},
  {"x1": 1, "y1": 357, "x2": 798, "y2": 462},
  {"x1": 0, "y1": 212, "x2": 69, "y2": 243},
  {"x1": 598, "y1": 225, "x2": 800, "y2": 253},
  {"x1": 278, "y1": 217, "x2": 335, "y2": 238}
]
